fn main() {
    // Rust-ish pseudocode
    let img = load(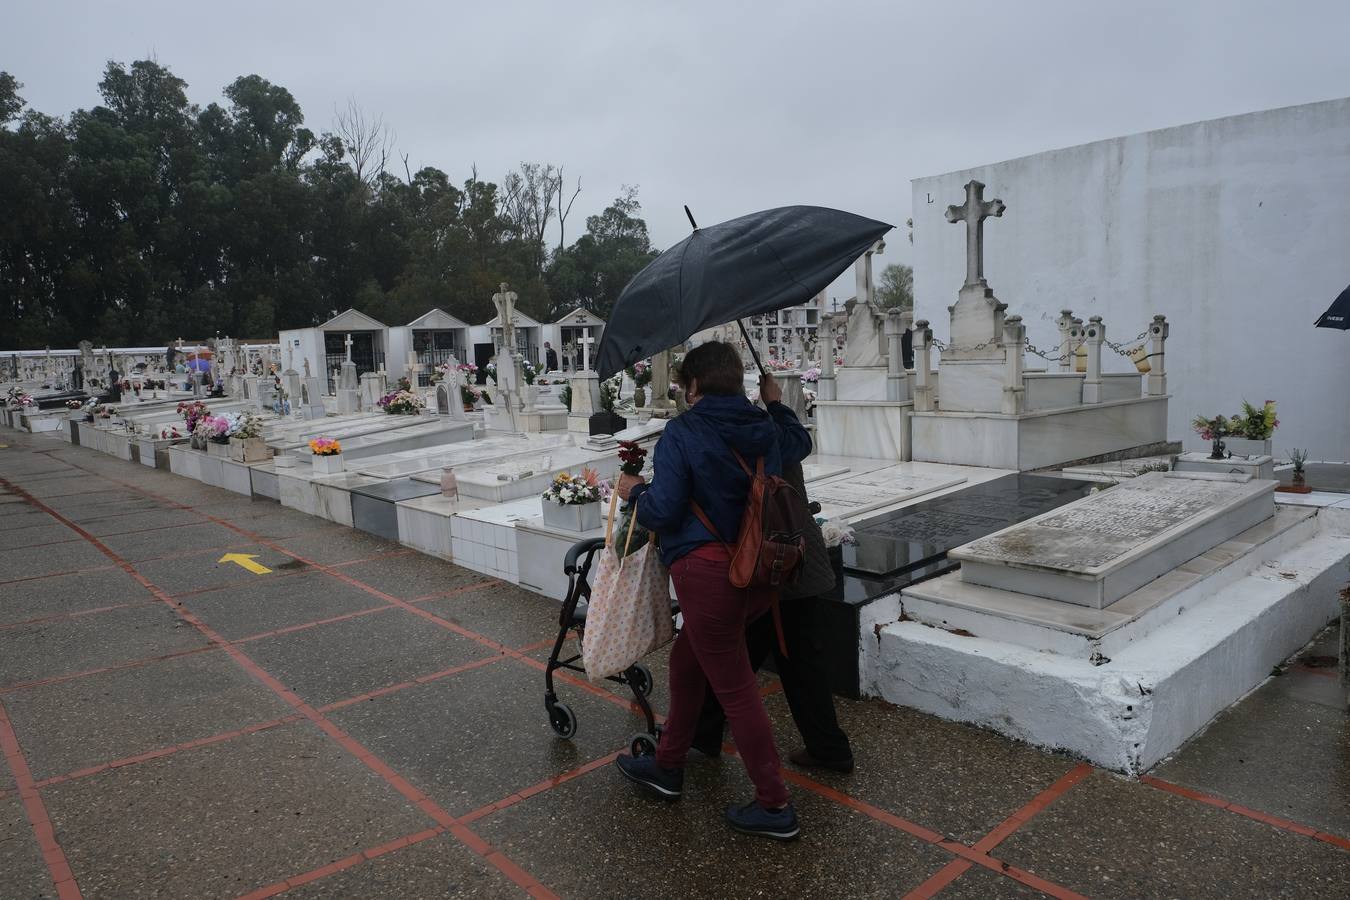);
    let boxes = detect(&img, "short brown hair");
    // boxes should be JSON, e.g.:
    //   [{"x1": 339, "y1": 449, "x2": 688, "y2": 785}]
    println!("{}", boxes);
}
[{"x1": 676, "y1": 341, "x2": 744, "y2": 396}]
